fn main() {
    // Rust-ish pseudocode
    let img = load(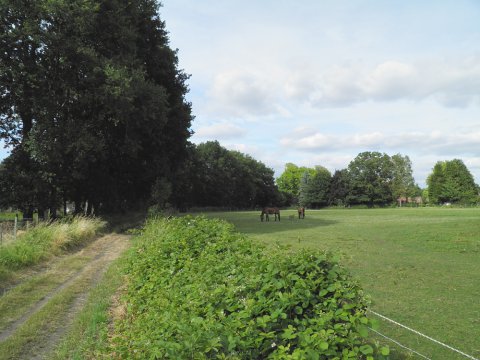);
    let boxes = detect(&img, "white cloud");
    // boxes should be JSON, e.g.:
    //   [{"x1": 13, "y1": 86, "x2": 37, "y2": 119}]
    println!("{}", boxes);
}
[
  {"x1": 194, "y1": 123, "x2": 246, "y2": 140},
  {"x1": 206, "y1": 70, "x2": 277, "y2": 118},
  {"x1": 281, "y1": 130, "x2": 386, "y2": 151},
  {"x1": 200, "y1": 57, "x2": 480, "y2": 122},
  {"x1": 224, "y1": 143, "x2": 259, "y2": 156},
  {"x1": 366, "y1": 61, "x2": 418, "y2": 100},
  {"x1": 289, "y1": 58, "x2": 480, "y2": 108},
  {"x1": 281, "y1": 130, "x2": 480, "y2": 155},
  {"x1": 464, "y1": 157, "x2": 480, "y2": 174}
]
